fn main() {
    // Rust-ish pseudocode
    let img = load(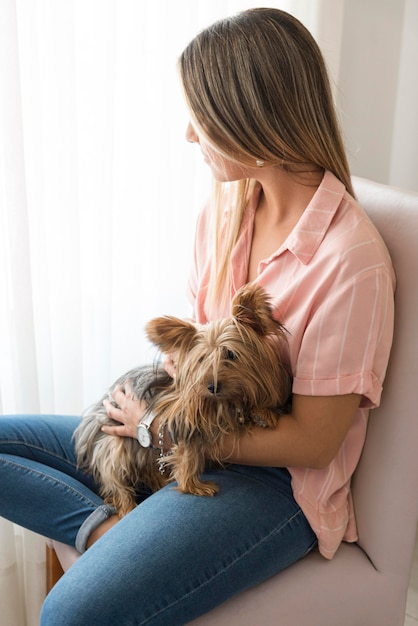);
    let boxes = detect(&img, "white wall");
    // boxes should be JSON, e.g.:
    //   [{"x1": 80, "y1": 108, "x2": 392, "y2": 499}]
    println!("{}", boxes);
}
[
  {"x1": 388, "y1": 0, "x2": 418, "y2": 190},
  {"x1": 335, "y1": 0, "x2": 417, "y2": 191}
]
